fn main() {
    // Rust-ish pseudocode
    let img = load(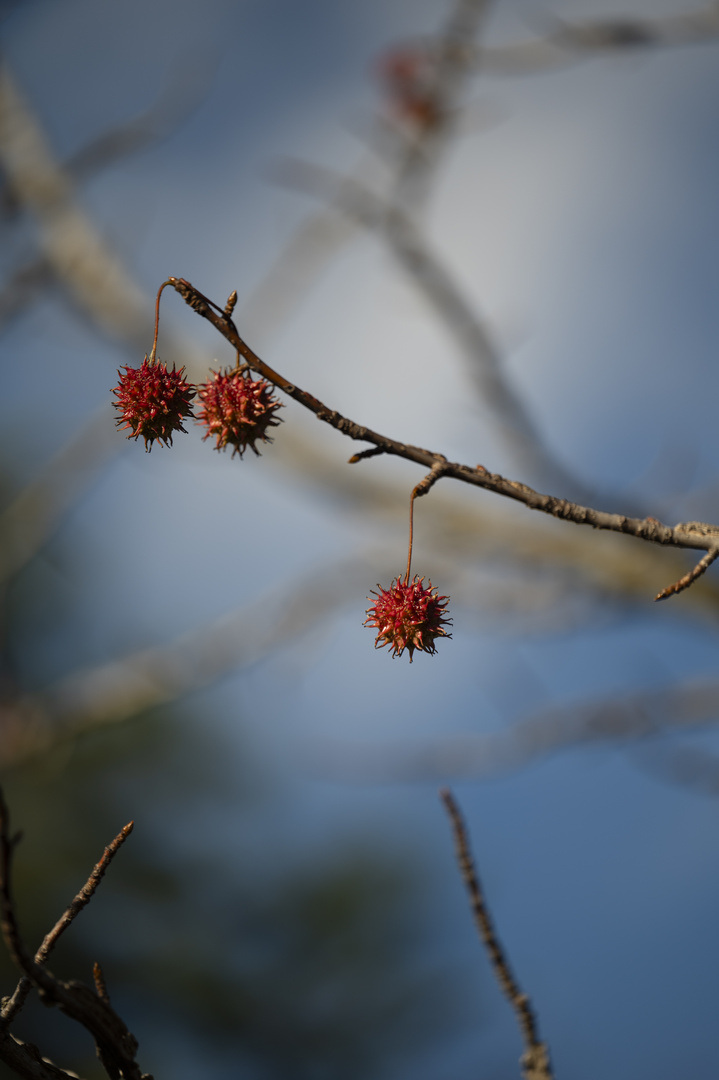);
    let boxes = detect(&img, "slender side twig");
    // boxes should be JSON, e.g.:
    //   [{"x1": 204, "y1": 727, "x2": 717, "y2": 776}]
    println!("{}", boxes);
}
[
  {"x1": 655, "y1": 544, "x2": 719, "y2": 601},
  {"x1": 169, "y1": 277, "x2": 719, "y2": 601},
  {"x1": 440, "y1": 789, "x2": 553, "y2": 1080},
  {"x1": 34, "y1": 823, "x2": 133, "y2": 967}
]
